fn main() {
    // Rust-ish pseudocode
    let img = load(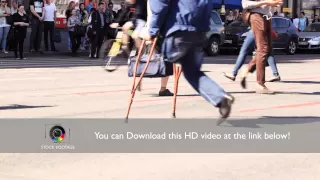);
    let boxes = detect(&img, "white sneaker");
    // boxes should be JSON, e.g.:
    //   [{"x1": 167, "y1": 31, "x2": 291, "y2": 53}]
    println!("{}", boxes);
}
[{"x1": 2, "y1": 50, "x2": 8, "y2": 54}]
